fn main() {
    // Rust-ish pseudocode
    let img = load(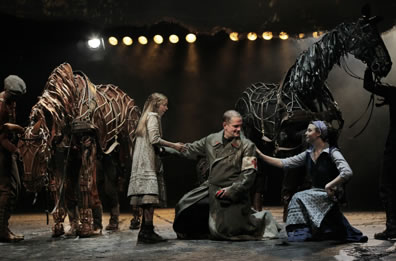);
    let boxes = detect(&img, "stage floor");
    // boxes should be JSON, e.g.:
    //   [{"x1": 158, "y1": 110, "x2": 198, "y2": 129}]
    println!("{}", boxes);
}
[{"x1": 1, "y1": 207, "x2": 396, "y2": 261}]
